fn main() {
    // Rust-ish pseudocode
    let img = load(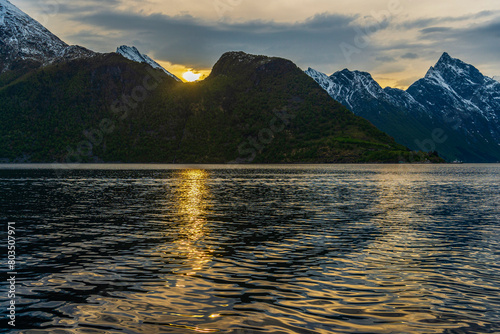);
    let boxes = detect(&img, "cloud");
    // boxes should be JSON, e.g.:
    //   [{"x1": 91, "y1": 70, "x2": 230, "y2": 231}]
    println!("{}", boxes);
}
[
  {"x1": 17, "y1": 0, "x2": 499, "y2": 85},
  {"x1": 416, "y1": 19, "x2": 500, "y2": 59},
  {"x1": 60, "y1": 9, "x2": 388, "y2": 70},
  {"x1": 368, "y1": 13, "x2": 500, "y2": 80},
  {"x1": 400, "y1": 52, "x2": 419, "y2": 59},
  {"x1": 397, "y1": 10, "x2": 498, "y2": 30},
  {"x1": 375, "y1": 56, "x2": 396, "y2": 62},
  {"x1": 16, "y1": 0, "x2": 121, "y2": 15},
  {"x1": 419, "y1": 27, "x2": 451, "y2": 34}
]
